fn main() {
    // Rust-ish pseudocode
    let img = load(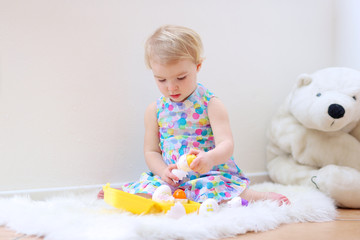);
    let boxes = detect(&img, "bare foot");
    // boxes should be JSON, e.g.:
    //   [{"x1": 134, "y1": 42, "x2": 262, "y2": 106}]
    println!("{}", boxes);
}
[
  {"x1": 97, "y1": 188, "x2": 152, "y2": 200},
  {"x1": 97, "y1": 189, "x2": 104, "y2": 199},
  {"x1": 240, "y1": 189, "x2": 290, "y2": 206},
  {"x1": 98, "y1": 186, "x2": 124, "y2": 199},
  {"x1": 265, "y1": 192, "x2": 291, "y2": 206}
]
